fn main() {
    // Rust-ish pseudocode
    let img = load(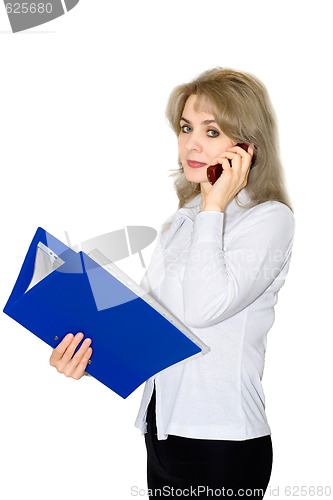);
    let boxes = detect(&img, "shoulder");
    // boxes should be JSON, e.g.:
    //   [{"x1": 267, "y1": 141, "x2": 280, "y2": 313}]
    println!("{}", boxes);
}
[
  {"x1": 246, "y1": 201, "x2": 295, "y2": 250},
  {"x1": 228, "y1": 200, "x2": 295, "y2": 250},
  {"x1": 246, "y1": 200, "x2": 294, "y2": 230},
  {"x1": 230, "y1": 189, "x2": 294, "y2": 235},
  {"x1": 261, "y1": 200, "x2": 294, "y2": 229}
]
